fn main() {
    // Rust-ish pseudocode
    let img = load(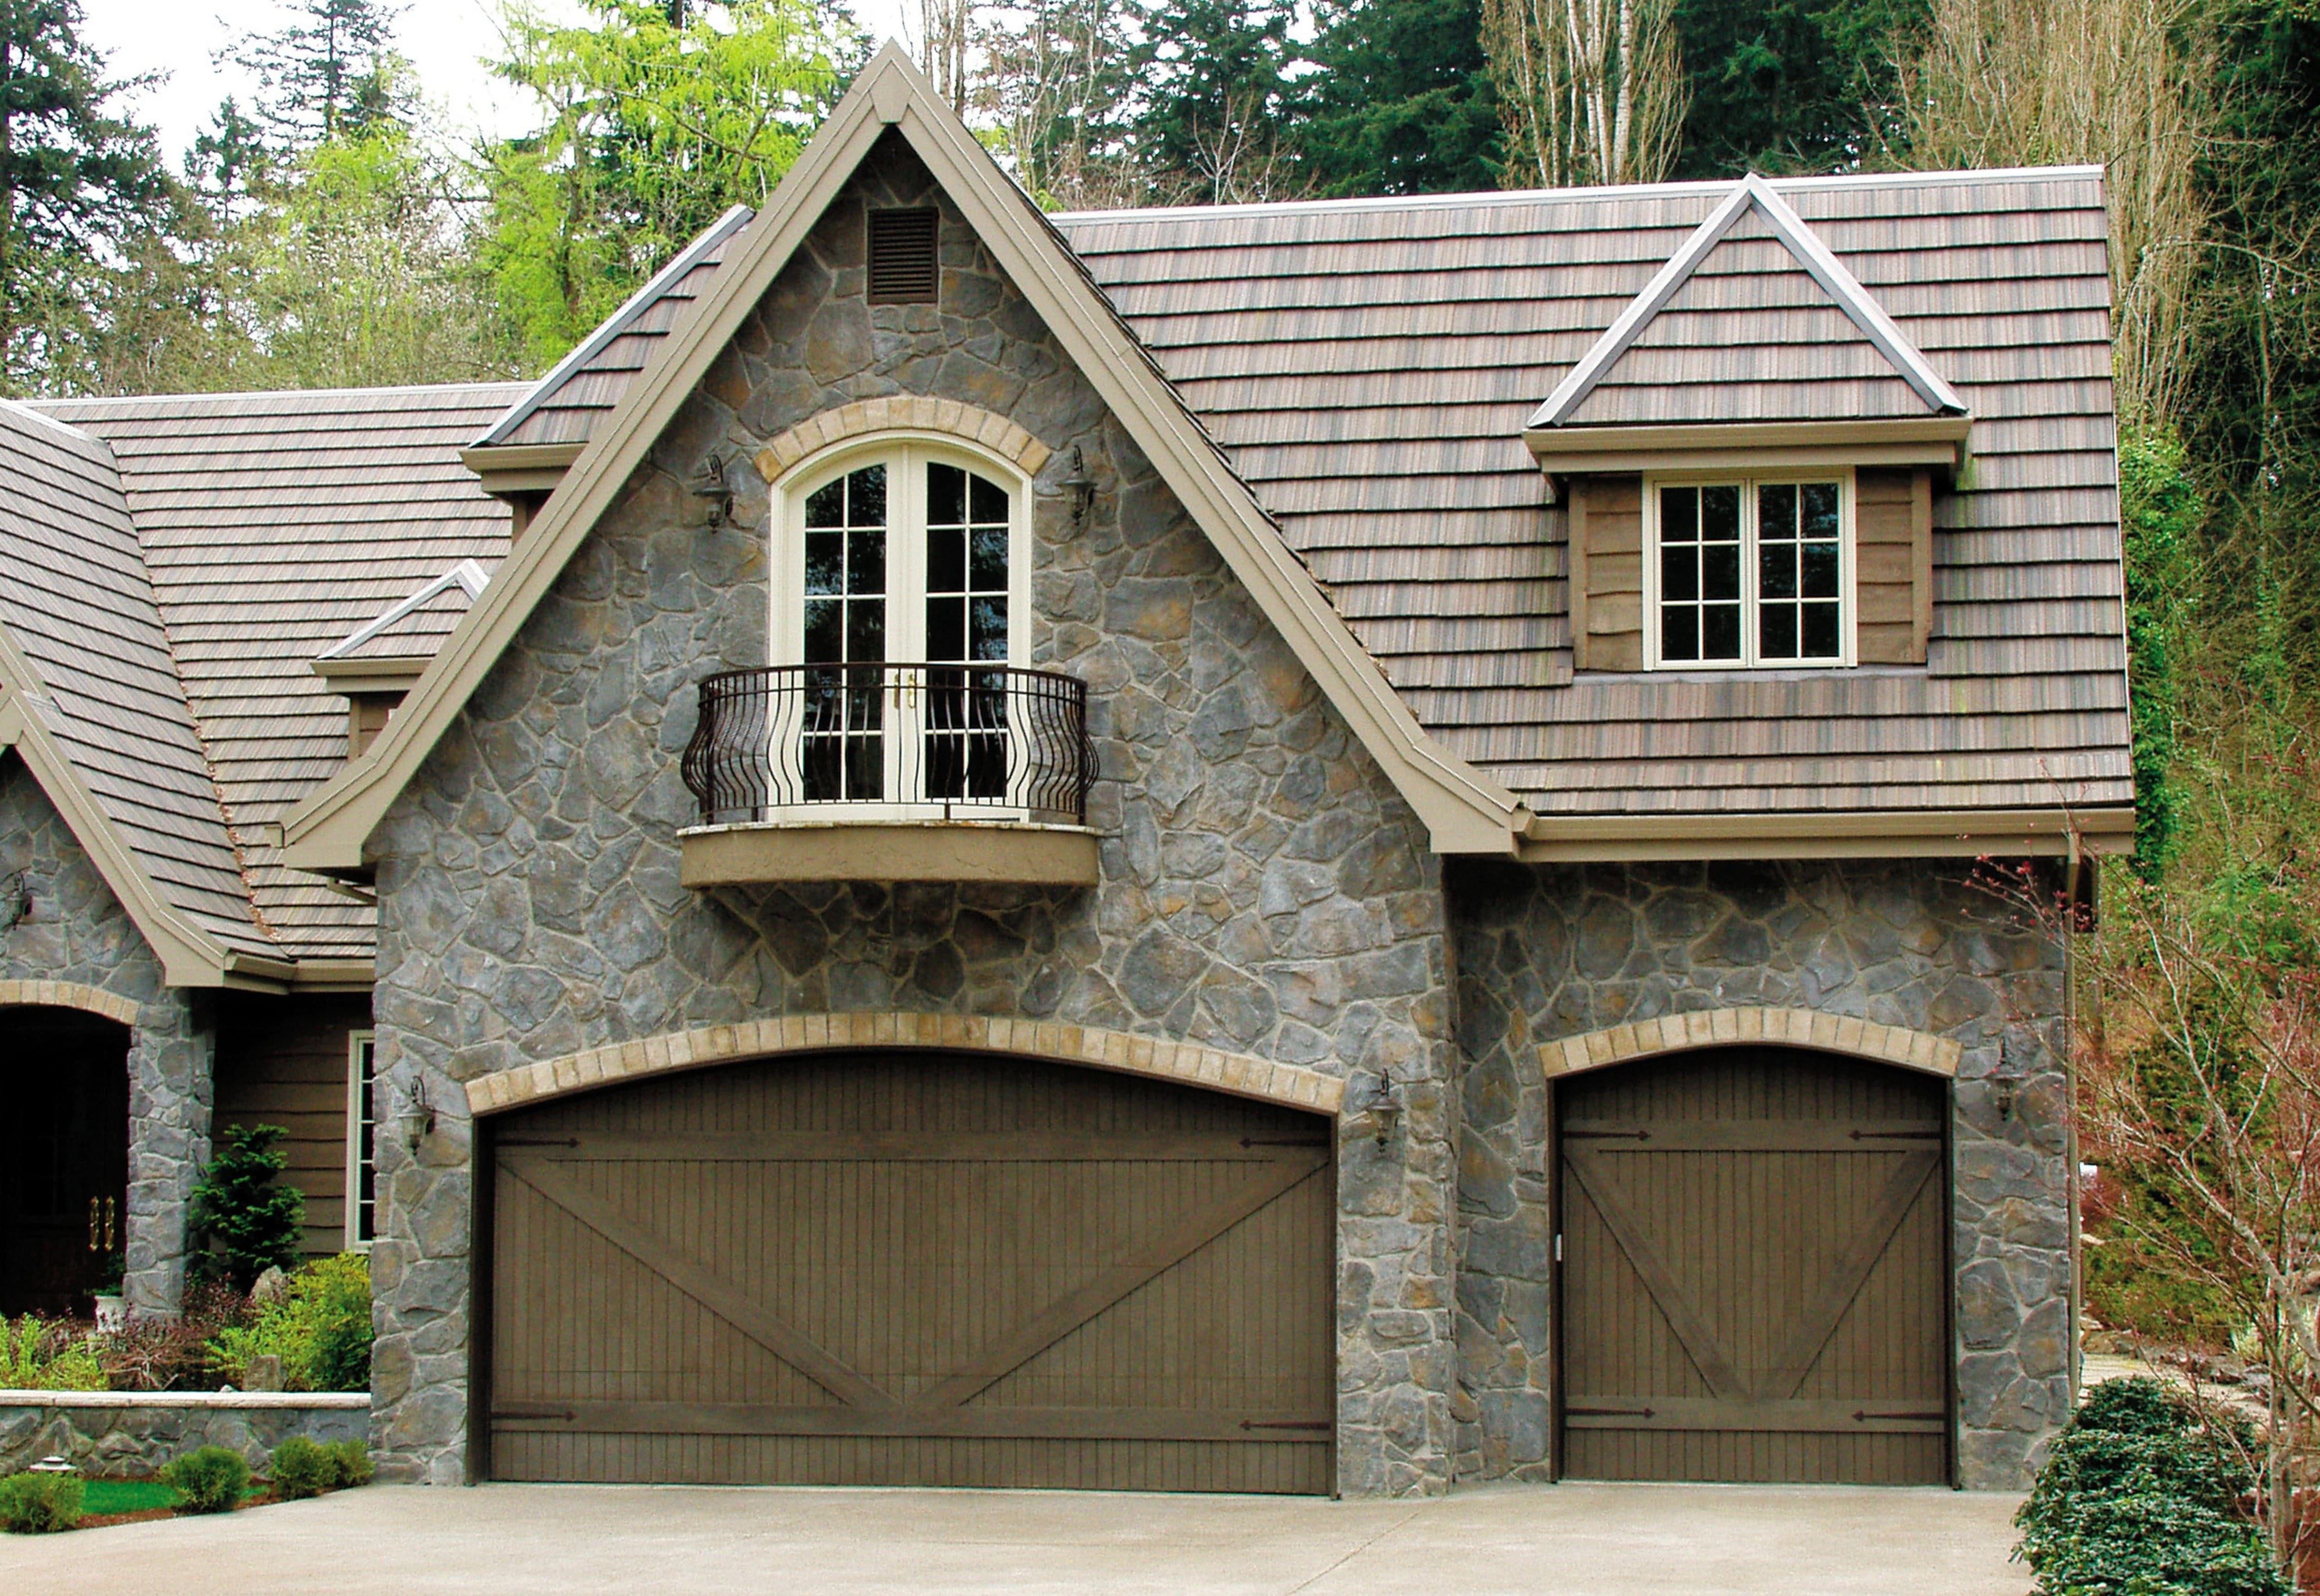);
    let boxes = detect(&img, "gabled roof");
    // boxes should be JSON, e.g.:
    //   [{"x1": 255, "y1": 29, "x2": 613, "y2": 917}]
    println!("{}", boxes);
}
[
  {"x1": 1051, "y1": 167, "x2": 2128, "y2": 832},
  {"x1": 0, "y1": 401, "x2": 271, "y2": 982},
  {"x1": 1529, "y1": 172, "x2": 1966, "y2": 431},
  {"x1": 473, "y1": 206, "x2": 756, "y2": 451},
  {"x1": 281, "y1": 43, "x2": 1526, "y2": 873},
  {"x1": 33, "y1": 384, "x2": 523, "y2": 971}
]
